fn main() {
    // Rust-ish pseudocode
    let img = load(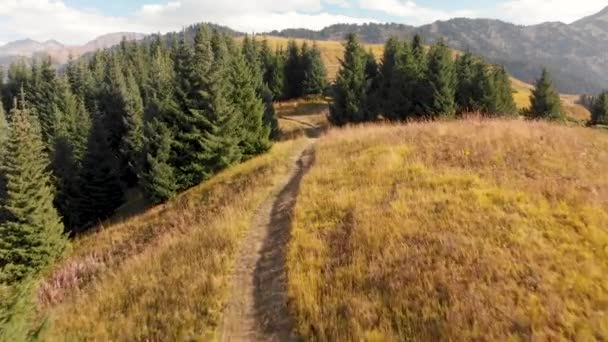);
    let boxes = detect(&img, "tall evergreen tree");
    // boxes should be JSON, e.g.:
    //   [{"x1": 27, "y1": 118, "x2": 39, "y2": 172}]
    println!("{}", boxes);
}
[
  {"x1": 75, "y1": 111, "x2": 124, "y2": 231},
  {"x1": 455, "y1": 52, "x2": 479, "y2": 113},
  {"x1": 52, "y1": 78, "x2": 91, "y2": 230},
  {"x1": 0, "y1": 92, "x2": 66, "y2": 284},
  {"x1": 284, "y1": 40, "x2": 304, "y2": 99},
  {"x1": 0, "y1": 103, "x2": 8, "y2": 221},
  {"x1": 386, "y1": 42, "x2": 419, "y2": 120},
  {"x1": 231, "y1": 49, "x2": 271, "y2": 157},
  {"x1": 378, "y1": 37, "x2": 402, "y2": 116},
  {"x1": 302, "y1": 43, "x2": 328, "y2": 96},
  {"x1": 2, "y1": 62, "x2": 30, "y2": 119},
  {"x1": 120, "y1": 70, "x2": 145, "y2": 185},
  {"x1": 529, "y1": 68, "x2": 564, "y2": 121},
  {"x1": 489, "y1": 66, "x2": 517, "y2": 116},
  {"x1": 591, "y1": 91, "x2": 608, "y2": 125},
  {"x1": 260, "y1": 41, "x2": 285, "y2": 100},
  {"x1": 27, "y1": 57, "x2": 58, "y2": 144},
  {"x1": 330, "y1": 34, "x2": 370, "y2": 125},
  {"x1": 425, "y1": 40, "x2": 457, "y2": 118}
]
